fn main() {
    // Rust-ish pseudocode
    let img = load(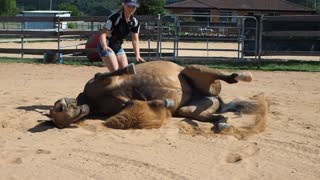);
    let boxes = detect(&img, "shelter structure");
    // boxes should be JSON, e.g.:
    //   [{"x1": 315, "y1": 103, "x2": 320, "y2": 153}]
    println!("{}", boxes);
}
[
  {"x1": 21, "y1": 10, "x2": 71, "y2": 30},
  {"x1": 165, "y1": 0, "x2": 315, "y2": 23}
]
